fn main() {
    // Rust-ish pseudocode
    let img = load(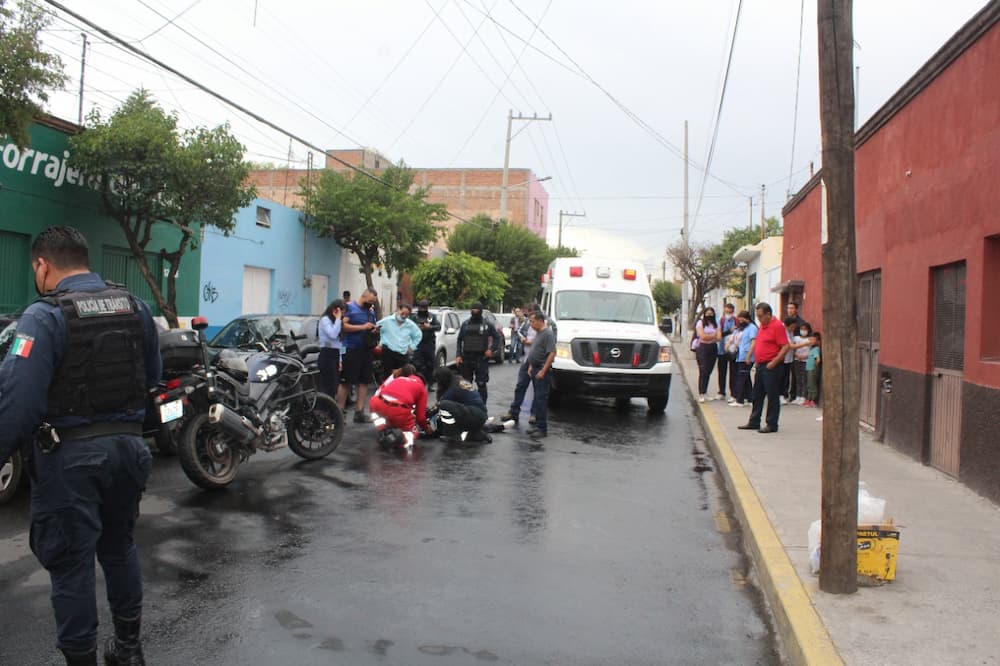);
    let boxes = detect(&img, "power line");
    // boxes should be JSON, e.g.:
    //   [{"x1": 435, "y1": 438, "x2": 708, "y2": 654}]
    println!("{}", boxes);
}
[
  {"x1": 690, "y1": 0, "x2": 743, "y2": 236},
  {"x1": 786, "y1": 0, "x2": 806, "y2": 200},
  {"x1": 137, "y1": 0, "x2": 203, "y2": 42}
]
